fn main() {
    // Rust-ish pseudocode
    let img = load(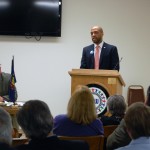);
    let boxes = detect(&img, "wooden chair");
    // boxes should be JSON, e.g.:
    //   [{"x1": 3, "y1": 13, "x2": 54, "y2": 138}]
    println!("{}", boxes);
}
[
  {"x1": 12, "y1": 130, "x2": 28, "y2": 147},
  {"x1": 12, "y1": 128, "x2": 22, "y2": 138},
  {"x1": 12, "y1": 137, "x2": 28, "y2": 147},
  {"x1": 103, "y1": 125, "x2": 118, "y2": 138},
  {"x1": 58, "y1": 135, "x2": 104, "y2": 150},
  {"x1": 127, "y1": 85, "x2": 145, "y2": 106},
  {"x1": 103, "y1": 125, "x2": 118, "y2": 150}
]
